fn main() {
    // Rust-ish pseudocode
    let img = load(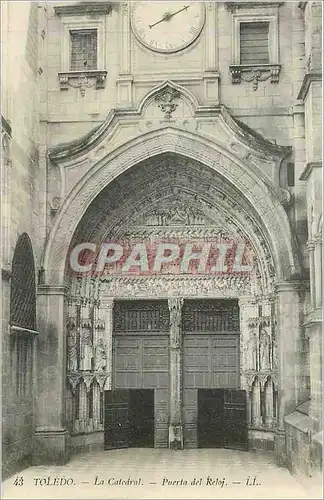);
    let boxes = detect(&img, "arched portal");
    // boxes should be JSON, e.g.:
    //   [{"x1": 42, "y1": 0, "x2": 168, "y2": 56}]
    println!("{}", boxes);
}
[{"x1": 37, "y1": 129, "x2": 301, "y2": 463}]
